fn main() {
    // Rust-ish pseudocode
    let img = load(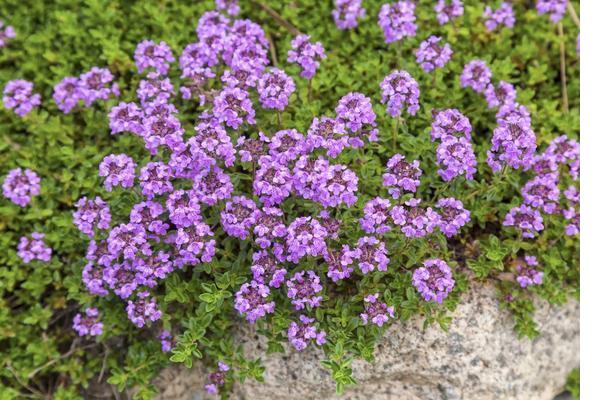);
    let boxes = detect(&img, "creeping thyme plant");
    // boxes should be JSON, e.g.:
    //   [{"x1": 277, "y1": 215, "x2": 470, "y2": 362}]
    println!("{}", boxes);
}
[{"x1": 0, "y1": 0, "x2": 579, "y2": 398}]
